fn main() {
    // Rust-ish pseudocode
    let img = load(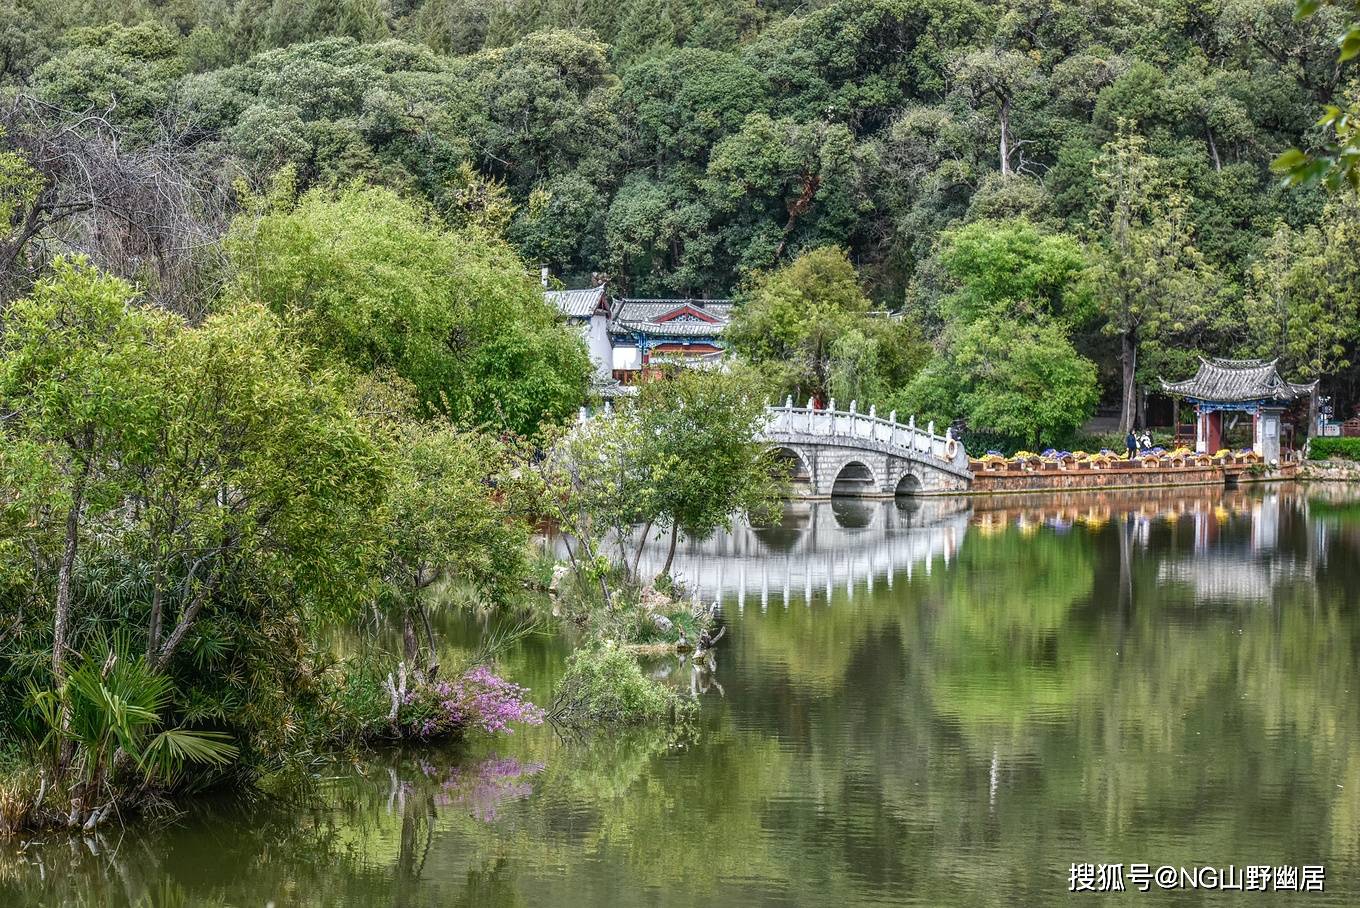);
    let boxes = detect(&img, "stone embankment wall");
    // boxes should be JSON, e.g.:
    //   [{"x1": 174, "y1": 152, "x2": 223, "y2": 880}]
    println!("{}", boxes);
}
[
  {"x1": 1298, "y1": 459, "x2": 1360, "y2": 482},
  {"x1": 967, "y1": 463, "x2": 1295, "y2": 495}
]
